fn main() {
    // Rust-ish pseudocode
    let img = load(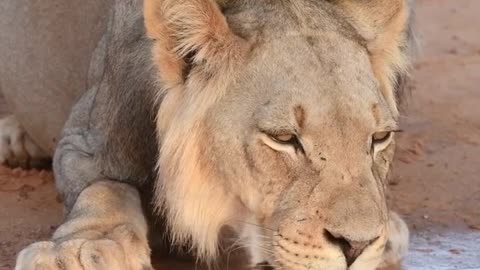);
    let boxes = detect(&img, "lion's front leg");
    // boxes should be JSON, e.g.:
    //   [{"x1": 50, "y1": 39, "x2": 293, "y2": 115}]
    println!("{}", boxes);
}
[{"x1": 15, "y1": 180, "x2": 153, "y2": 270}]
